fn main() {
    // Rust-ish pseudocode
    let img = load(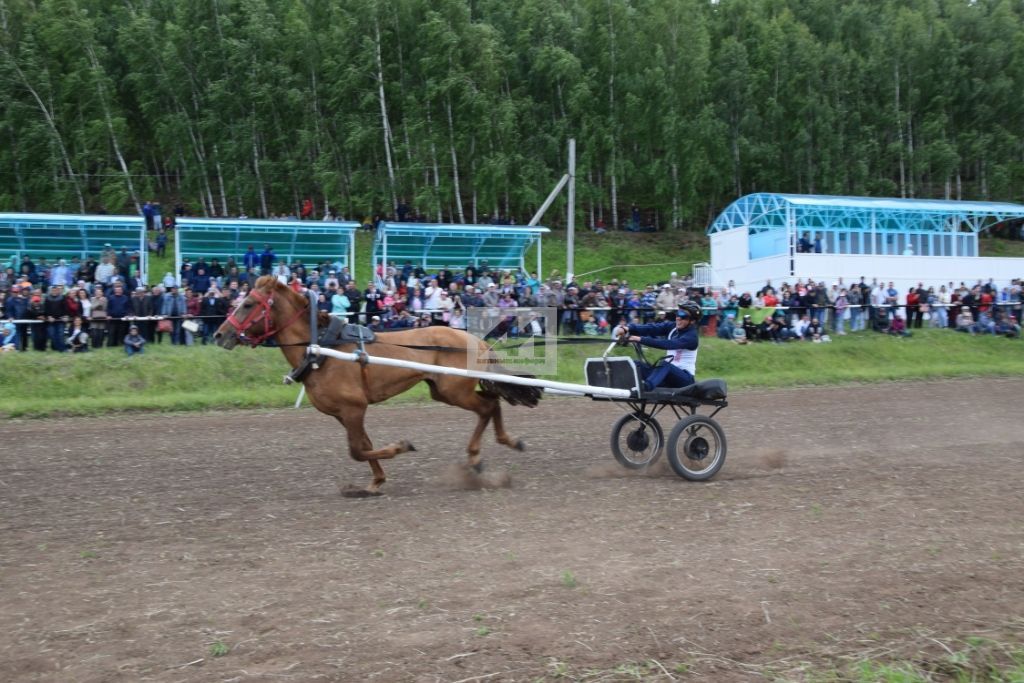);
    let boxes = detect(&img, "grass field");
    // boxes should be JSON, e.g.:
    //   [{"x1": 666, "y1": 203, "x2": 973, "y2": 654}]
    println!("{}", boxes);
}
[{"x1": 2, "y1": 328, "x2": 1020, "y2": 418}]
